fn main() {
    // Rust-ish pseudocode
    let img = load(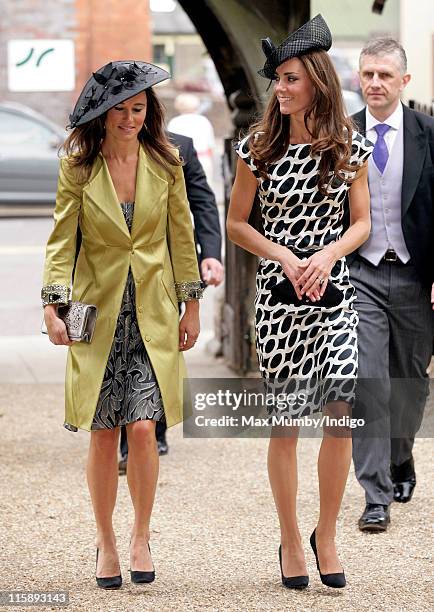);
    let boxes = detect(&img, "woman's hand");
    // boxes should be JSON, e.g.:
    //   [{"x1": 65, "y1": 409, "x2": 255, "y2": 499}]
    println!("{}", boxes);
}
[
  {"x1": 276, "y1": 247, "x2": 312, "y2": 301},
  {"x1": 296, "y1": 246, "x2": 338, "y2": 301},
  {"x1": 44, "y1": 305, "x2": 74, "y2": 346},
  {"x1": 179, "y1": 300, "x2": 200, "y2": 351}
]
